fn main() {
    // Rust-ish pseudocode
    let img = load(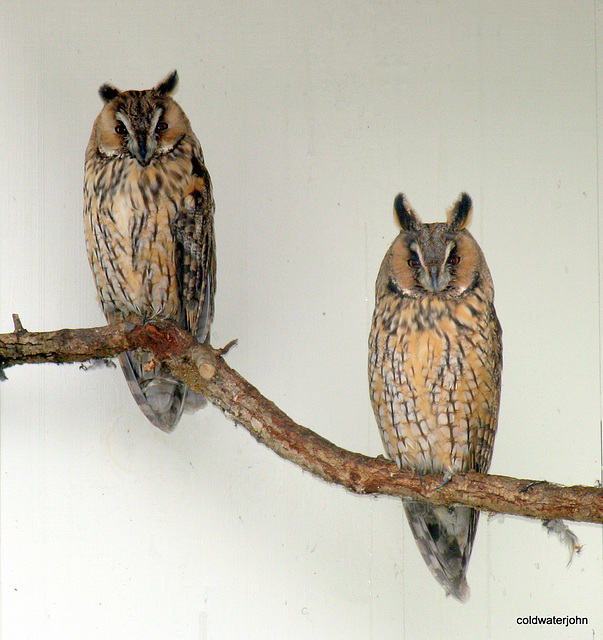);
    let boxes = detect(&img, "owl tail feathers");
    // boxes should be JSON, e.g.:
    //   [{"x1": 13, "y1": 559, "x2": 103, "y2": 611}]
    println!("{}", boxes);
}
[
  {"x1": 404, "y1": 502, "x2": 479, "y2": 603},
  {"x1": 119, "y1": 351, "x2": 186, "y2": 432}
]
